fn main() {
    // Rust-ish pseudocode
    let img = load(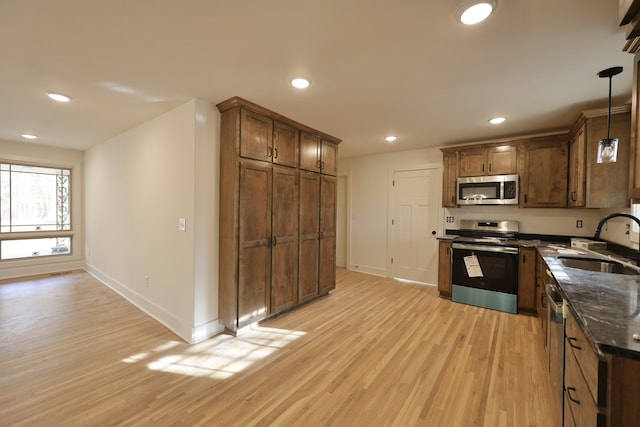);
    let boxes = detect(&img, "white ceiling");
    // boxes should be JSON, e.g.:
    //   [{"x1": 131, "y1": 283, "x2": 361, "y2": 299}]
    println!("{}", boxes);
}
[{"x1": 0, "y1": 0, "x2": 634, "y2": 159}]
